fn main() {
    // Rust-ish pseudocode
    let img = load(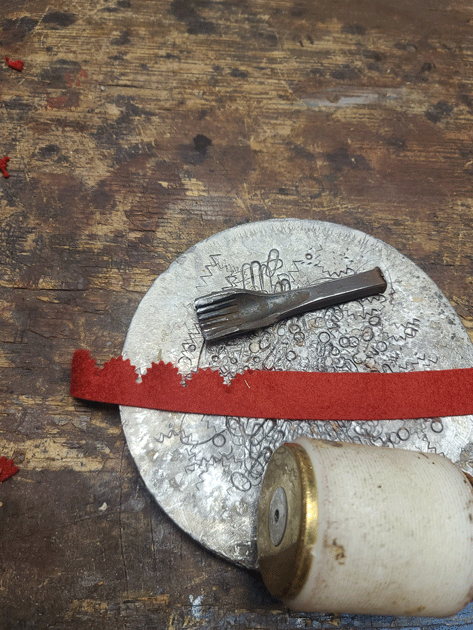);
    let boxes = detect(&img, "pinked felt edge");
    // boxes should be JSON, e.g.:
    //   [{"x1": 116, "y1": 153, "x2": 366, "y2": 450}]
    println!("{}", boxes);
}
[{"x1": 71, "y1": 349, "x2": 473, "y2": 421}]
